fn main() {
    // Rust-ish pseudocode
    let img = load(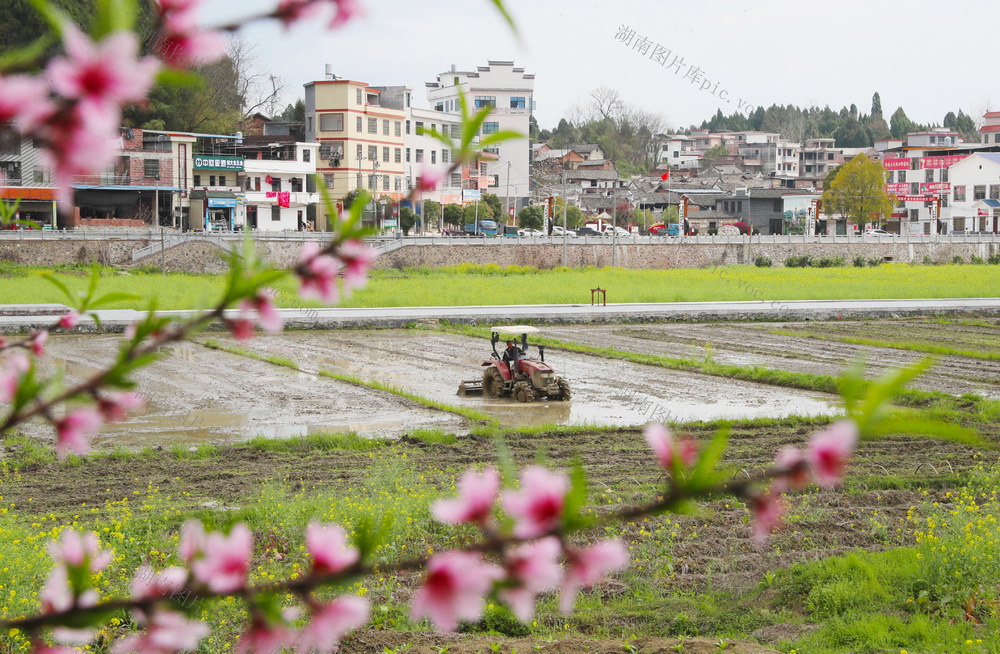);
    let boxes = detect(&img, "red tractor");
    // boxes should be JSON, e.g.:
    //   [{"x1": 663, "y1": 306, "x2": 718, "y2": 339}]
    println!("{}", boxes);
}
[{"x1": 458, "y1": 326, "x2": 570, "y2": 402}]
